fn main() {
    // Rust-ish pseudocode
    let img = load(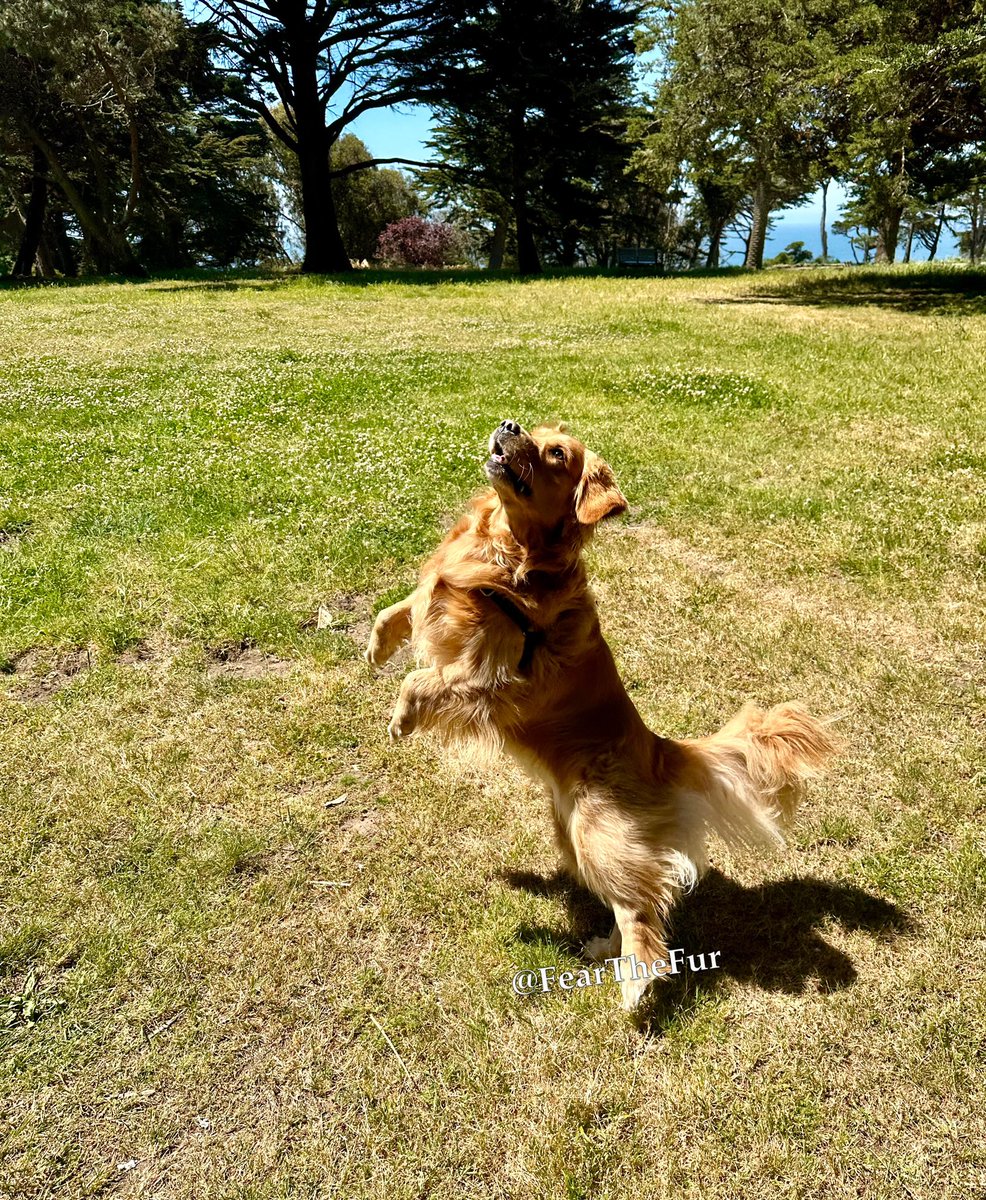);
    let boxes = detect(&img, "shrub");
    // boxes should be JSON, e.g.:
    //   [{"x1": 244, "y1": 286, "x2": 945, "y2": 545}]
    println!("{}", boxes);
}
[
  {"x1": 376, "y1": 216, "x2": 466, "y2": 268},
  {"x1": 765, "y1": 240, "x2": 815, "y2": 267}
]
